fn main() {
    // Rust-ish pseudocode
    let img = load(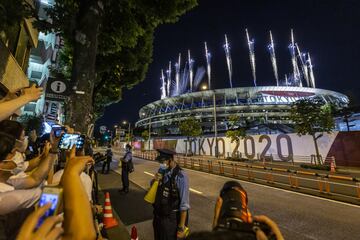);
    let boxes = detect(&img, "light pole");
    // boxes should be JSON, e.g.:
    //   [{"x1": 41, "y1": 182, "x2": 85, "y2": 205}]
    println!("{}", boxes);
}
[{"x1": 213, "y1": 90, "x2": 218, "y2": 157}]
